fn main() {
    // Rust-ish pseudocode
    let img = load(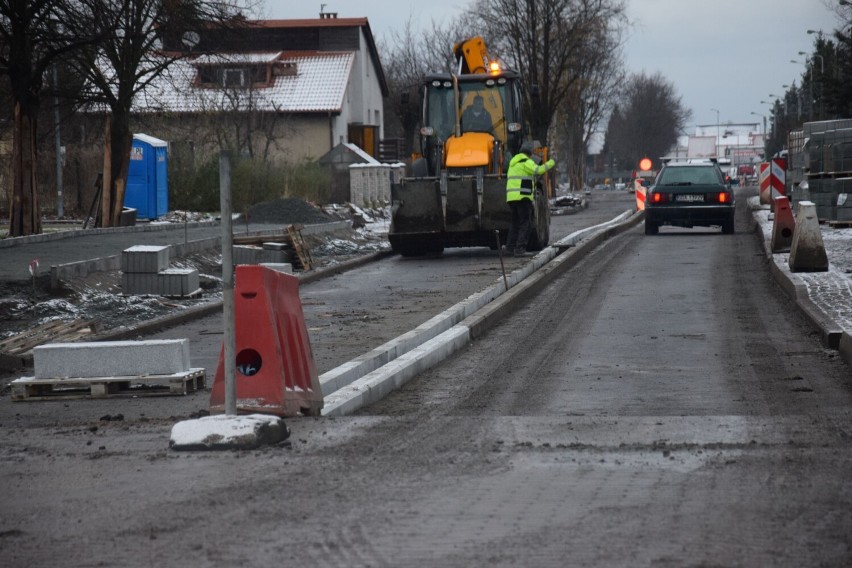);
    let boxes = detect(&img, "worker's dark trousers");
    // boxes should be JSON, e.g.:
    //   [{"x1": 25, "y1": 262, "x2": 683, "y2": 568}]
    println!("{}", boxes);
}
[{"x1": 506, "y1": 199, "x2": 533, "y2": 253}]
